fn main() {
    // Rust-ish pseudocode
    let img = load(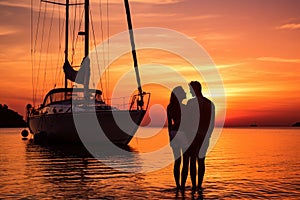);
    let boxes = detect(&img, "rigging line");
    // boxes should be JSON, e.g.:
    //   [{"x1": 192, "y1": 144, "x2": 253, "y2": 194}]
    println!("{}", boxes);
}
[
  {"x1": 71, "y1": 8, "x2": 84, "y2": 65},
  {"x1": 106, "y1": 0, "x2": 110, "y2": 102},
  {"x1": 90, "y1": 10, "x2": 100, "y2": 90},
  {"x1": 57, "y1": 20, "x2": 65, "y2": 88},
  {"x1": 31, "y1": 0, "x2": 35, "y2": 106},
  {"x1": 35, "y1": 2, "x2": 48, "y2": 104},
  {"x1": 41, "y1": 0, "x2": 84, "y2": 6},
  {"x1": 60, "y1": 7, "x2": 67, "y2": 88},
  {"x1": 43, "y1": 3, "x2": 55, "y2": 97},
  {"x1": 98, "y1": 0, "x2": 107, "y2": 99},
  {"x1": 33, "y1": 1, "x2": 43, "y2": 106},
  {"x1": 90, "y1": 9, "x2": 102, "y2": 91},
  {"x1": 49, "y1": 3, "x2": 56, "y2": 88},
  {"x1": 71, "y1": 0, "x2": 78, "y2": 64},
  {"x1": 55, "y1": 4, "x2": 63, "y2": 87},
  {"x1": 33, "y1": 2, "x2": 42, "y2": 54},
  {"x1": 54, "y1": 2, "x2": 59, "y2": 87},
  {"x1": 41, "y1": 2, "x2": 54, "y2": 98}
]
